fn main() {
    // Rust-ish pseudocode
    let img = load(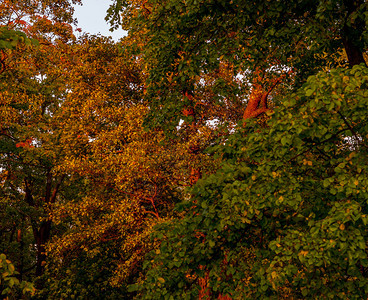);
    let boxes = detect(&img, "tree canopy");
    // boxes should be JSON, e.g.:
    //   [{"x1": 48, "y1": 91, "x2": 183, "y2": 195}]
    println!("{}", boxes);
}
[{"x1": 1, "y1": 0, "x2": 368, "y2": 299}]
